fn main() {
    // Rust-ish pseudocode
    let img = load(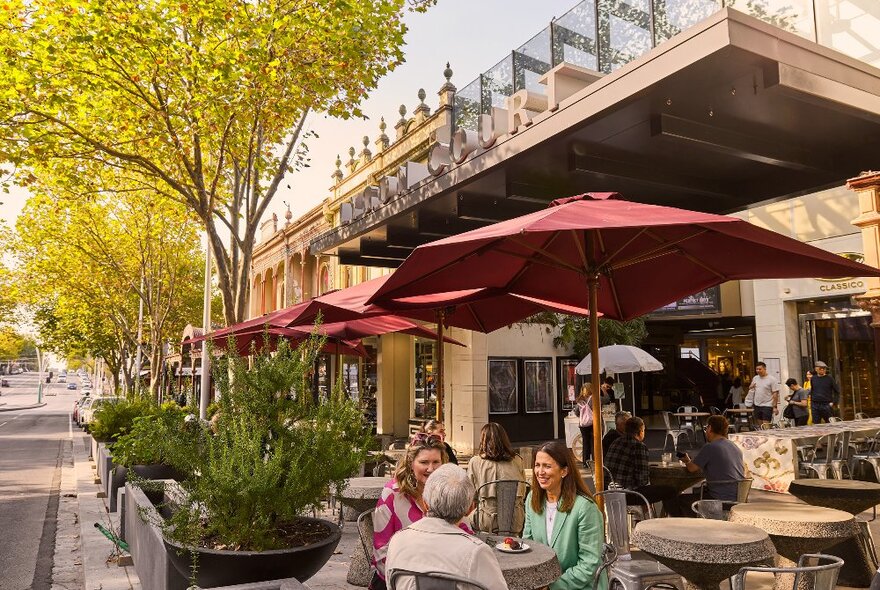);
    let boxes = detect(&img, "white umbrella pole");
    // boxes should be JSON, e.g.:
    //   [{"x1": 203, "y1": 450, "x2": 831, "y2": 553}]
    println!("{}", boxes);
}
[{"x1": 631, "y1": 372, "x2": 636, "y2": 417}]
